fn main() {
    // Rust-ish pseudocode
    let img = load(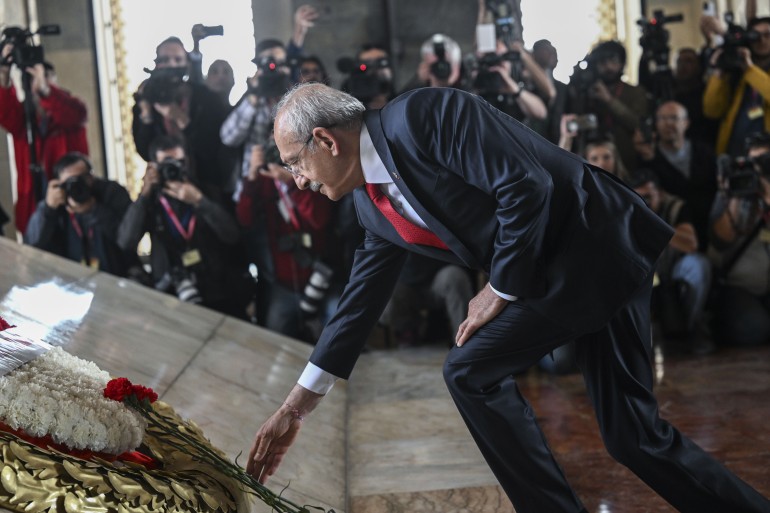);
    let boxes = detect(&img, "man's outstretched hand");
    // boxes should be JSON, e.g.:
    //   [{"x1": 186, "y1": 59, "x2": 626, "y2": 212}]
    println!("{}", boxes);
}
[
  {"x1": 456, "y1": 282, "x2": 509, "y2": 347},
  {"x1": 247, "y1": 384, "x2": 325, "y2": 484},
  {"x1": 247, "y1": 406, "x2": 302, "y2": 484}
]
